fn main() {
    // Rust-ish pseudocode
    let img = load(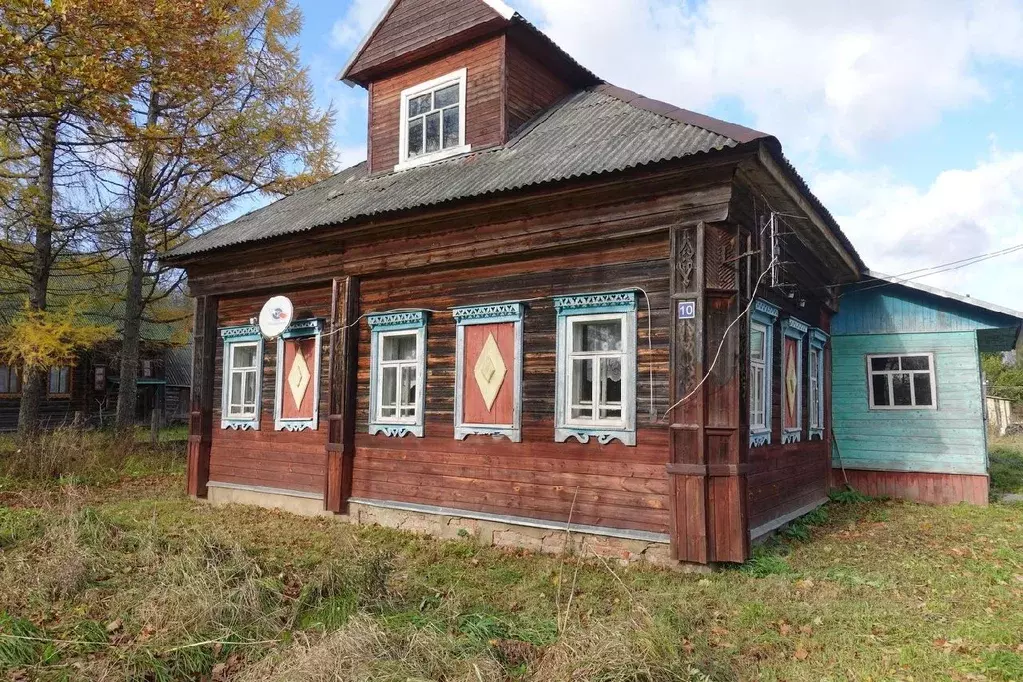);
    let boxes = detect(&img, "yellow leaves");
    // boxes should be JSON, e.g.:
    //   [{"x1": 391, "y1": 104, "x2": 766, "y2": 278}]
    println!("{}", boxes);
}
[{"x1": 0, "y1": 301, "x2": 114, "y2": 369}]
